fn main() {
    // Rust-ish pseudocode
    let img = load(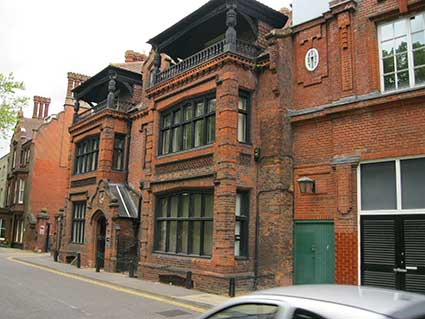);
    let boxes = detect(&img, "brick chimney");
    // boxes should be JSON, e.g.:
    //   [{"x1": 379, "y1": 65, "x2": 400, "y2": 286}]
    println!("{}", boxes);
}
[
  {"x1": 32, "y1": 96, "x2": 51, "y2": 120},
  {"x1": 125, "y1": 50, "x2": 147, "y2": 63},
  {"x1": 66, "y1": 72, "x2": 90, "y2": 105}
]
